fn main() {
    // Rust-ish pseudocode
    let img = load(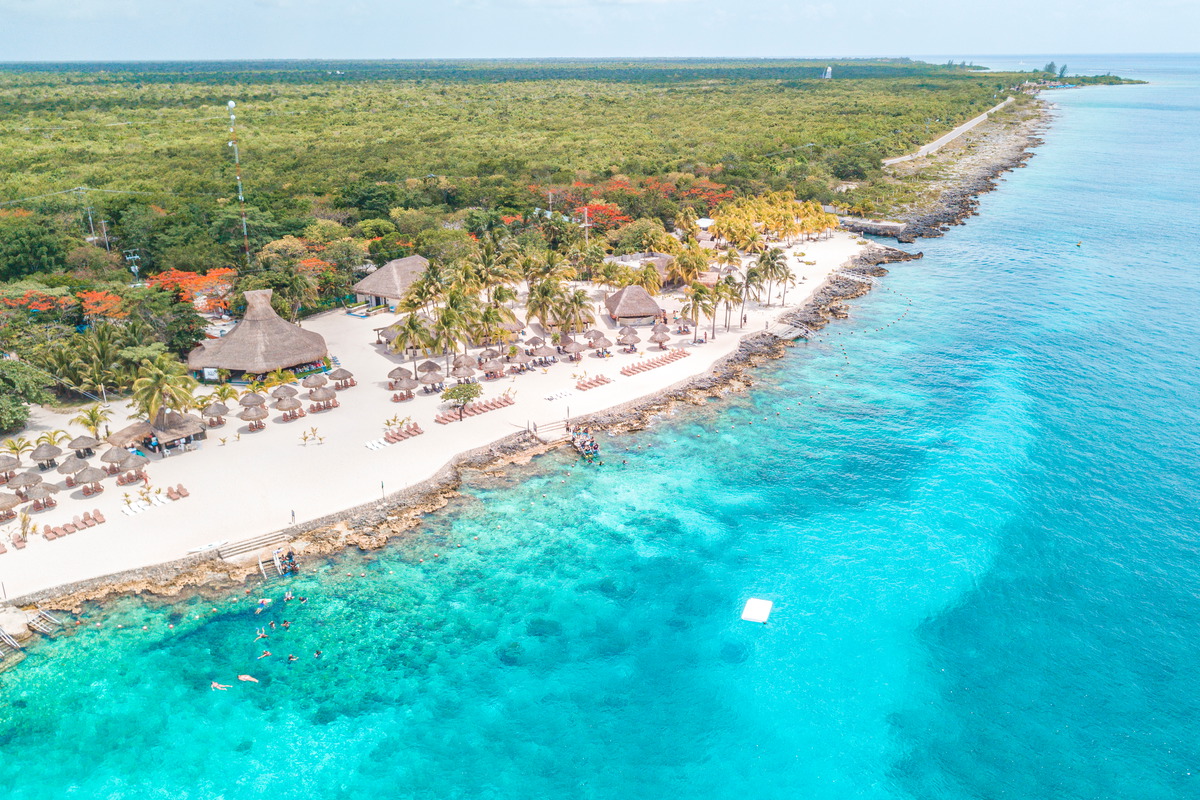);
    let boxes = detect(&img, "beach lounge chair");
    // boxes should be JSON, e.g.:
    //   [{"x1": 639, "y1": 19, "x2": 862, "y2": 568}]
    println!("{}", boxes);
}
[
  {"x1": 12, "y1": 535, "x2": 25, "y2": 549},
  {"x1": 62, "y1": 523, "x2": 76, "y2": 534},
  {"x1": 93, "y1": 509, "x2": 105, "y2": 524},
  {"x1": 55, "y1": 525, "x2": 67, "y2": 537},
  {"x1": 177, "y1": 484, "x2": 189, "y2": 498},
  {"x1": 82, "y1": 513, "x2": 96, "y2": 527},
  {"x1": 73, "y1": 516, "x2": 85, "y2": 529},
  {"x1": 0, "y1": 542, "x2": 6, "y2": 554},
  {"x1": 167, "y1": 487, "x2": 180, "y2": 501}
]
